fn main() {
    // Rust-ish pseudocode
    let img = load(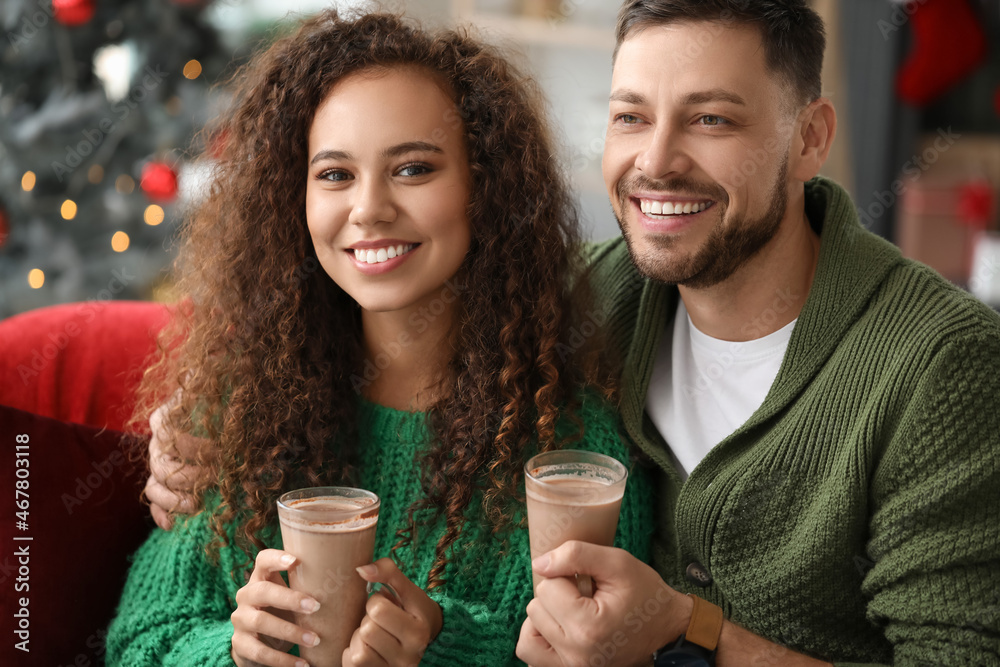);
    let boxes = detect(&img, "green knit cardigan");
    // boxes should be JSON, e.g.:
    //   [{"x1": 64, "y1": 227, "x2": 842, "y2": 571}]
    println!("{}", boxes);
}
[
  {"x1": 585, "y1": 177, "x2": 1000, "y2": 666},
  {"x1": 106, "y1": 395, "x2": 652, "y2": 666}
]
